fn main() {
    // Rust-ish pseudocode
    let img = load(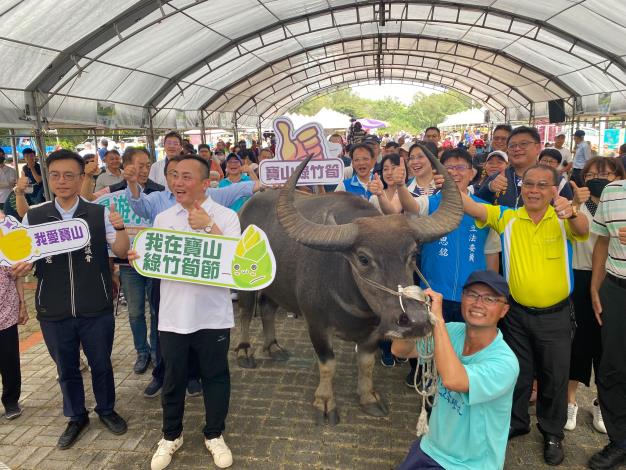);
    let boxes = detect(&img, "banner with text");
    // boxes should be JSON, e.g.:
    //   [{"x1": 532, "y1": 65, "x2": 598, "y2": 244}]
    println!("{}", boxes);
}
[
  {"x1": 95, "y1": 190, "x2": 152, "y2": 240},
  {"x1": 258, "y1": 116, "x2": 344, "y2": 186},
  {"x1": 132, "y1": 225, "x2": 275, "y2": 290},
  {"x1": 0, "y1": 215, "x2": 91, "y2": 266}
]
